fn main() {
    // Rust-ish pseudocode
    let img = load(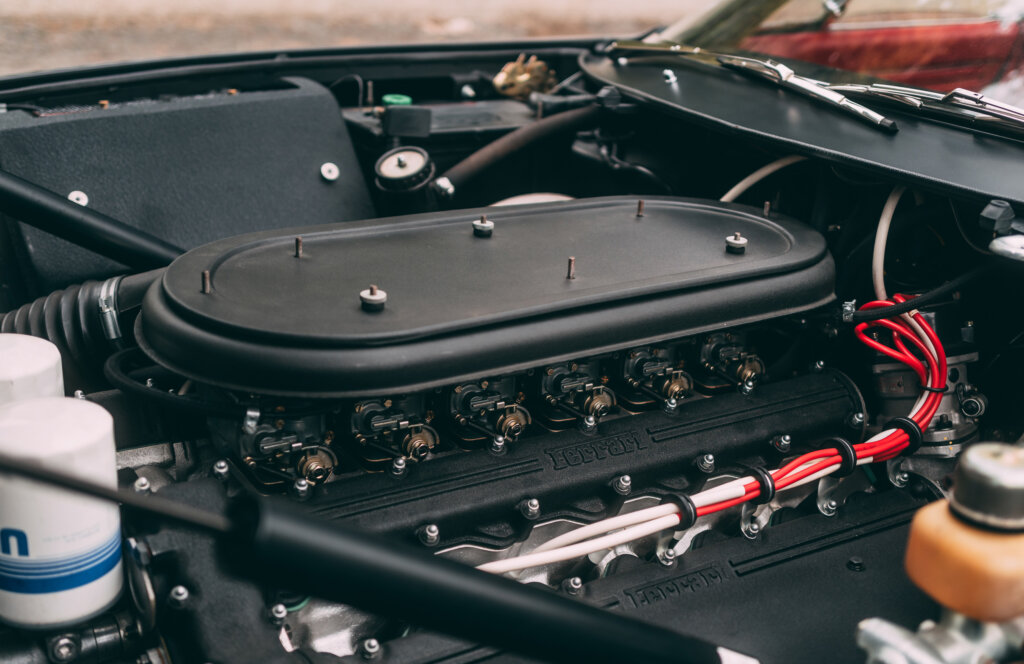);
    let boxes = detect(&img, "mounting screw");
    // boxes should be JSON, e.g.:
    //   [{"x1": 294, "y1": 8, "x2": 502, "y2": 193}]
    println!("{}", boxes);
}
[
  {"x1": 200, "y1": 270, "x2": 211, "y2": 295},
  {"x1": 663, "y1": 396, "x2": 679, "y2": 414},
  {"x1": 658, "y1": 547, "x2": 677, "y2": 566},
  {"x1": 48, "y1": 636, "x2": 79, "y2": 663},
  {"x1": 820, "y1": 498, "x2": 838, "y2": 517},
  {"x1": 292, "y1": 477, "x2": 310, "y2": 500},
  {"x1": 562, "y1": 576, "x2": 584, "y2": 595},
  {"x1": 739, "y1": 378, "x2": 756, "y2": 395},
  {"x1": 390, "y1": 456, "x2": 407, "y2": 477},
  {"x1": 813, "y1": 359, "x2": 826, "y2": 372},
  {"x1": 772, "y1": 434, "x2": 792, "y2": 453},
  {"x1": 294, "y1": 236, "x2": 303, "y2": 258},
  {"x1": 490, "y1": 435, "x2": 507, "y2": 454},
  {"x1": 743, "y1": 521, "x2": 761, "y2": 539},
  {"x1": 320, "y1": 162, "x2": 340, "y2": 181},
  {"x1": 472, "y1": 214, "x2": 494, "y2": 238},
  {"x1": 360, "y1": 284, "x2": 388, "y2": 312},
  {"x1": 213, "y1": 459, "x2": 230, "y2": 480},
  {"x1": 360, "y1": 638, "x2": 382, "y2": 660},
  {"x1": 133, "y1": 476, "x2": 151, "y2": 494},
  {"x1": 67, "y1": 190, "x2": 89, "y2": 206},
  {"x1": 566, "y1": 256, "x2": 576, "y2": 280},
  {"x1": 419, "y1": 524, "x2": 440, "y2": 546},
  {"x1": 519, "y1": 497, "x2": 541, "y2": 520},
  {"x1": 696, "y1": 453, "x2": 715, "y2": 474},
  {"x1": 73, "y1": 389, "x2": 86, "y2": 400},
  {"x1": 846, "y1": 556, "x2": 866, "y2": 572},
  {"x1": 848, "y1": 411, "x2": 865, "y2": 428},
  {"x1": 662, "y1": 69, "x2": 677, "y2": 84},
  {"x1": 613, "y1": 474, "x2": 632, "y2": 496},
  {"x1": 269, "y1": 603, "x2": 288, "y2": 626},
  {"x1": 636, "y1": 200, "x2": 645, "y2": 217},
  {"x1": 168, "y1": 585, "x2": 189, "y2": 609},
  {"x1": 725, "y1": 232, "x2": 748, "y2": 254}
]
